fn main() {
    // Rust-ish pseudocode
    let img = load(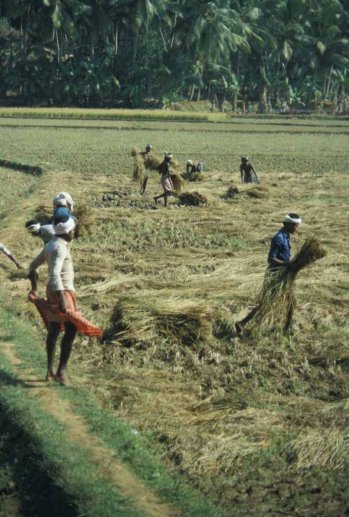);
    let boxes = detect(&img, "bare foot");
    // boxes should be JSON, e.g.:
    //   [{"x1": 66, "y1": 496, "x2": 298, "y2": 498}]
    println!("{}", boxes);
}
[
  {"x1": 235, "y1": 322, "x2": 243, "y2": 336},
  {"x1": 55, "y1": 372, "x2": 71, "y2": 387},
  {"x1": 45, "y1": 372, "x2": 55, "y2": 382}
]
